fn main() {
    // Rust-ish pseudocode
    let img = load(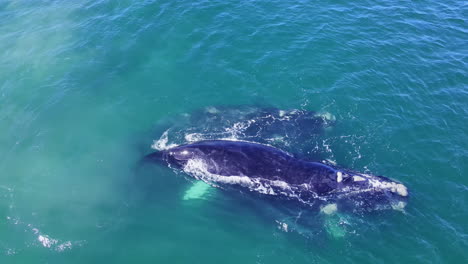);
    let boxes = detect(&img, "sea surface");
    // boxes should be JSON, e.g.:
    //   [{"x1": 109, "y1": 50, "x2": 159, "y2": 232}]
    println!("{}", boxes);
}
[{"x1": 1, "y1": 0, "x2": 467, "y2": 263}]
